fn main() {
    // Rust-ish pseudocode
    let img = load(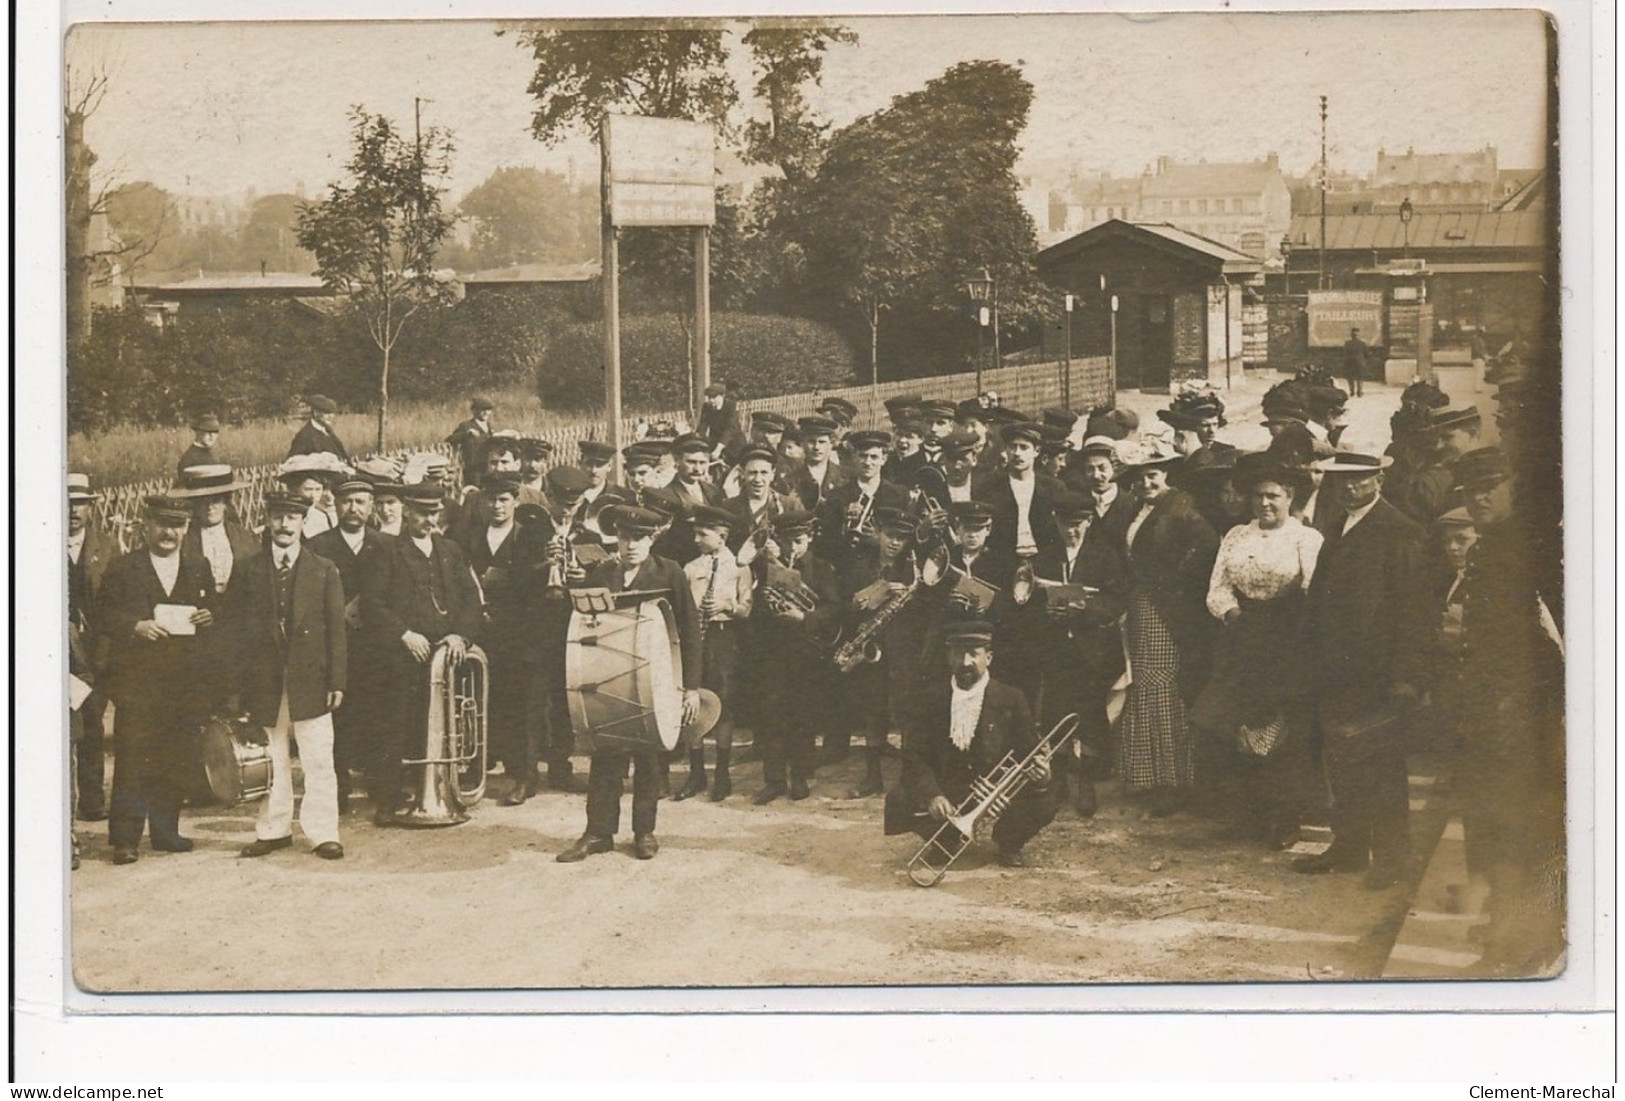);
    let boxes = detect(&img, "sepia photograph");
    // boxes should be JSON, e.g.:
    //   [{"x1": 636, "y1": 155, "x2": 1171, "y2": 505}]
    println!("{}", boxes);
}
[{"x1": 33, "y1": 0, "x2": 1601, "y2": 1043}]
